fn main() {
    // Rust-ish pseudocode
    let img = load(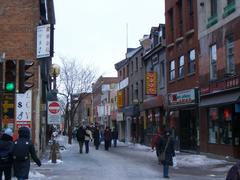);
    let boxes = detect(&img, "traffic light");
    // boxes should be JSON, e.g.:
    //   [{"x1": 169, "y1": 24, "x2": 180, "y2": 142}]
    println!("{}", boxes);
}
[
  {"x1": 5, "y1": 60, "x2": 16, "y2": 93},
  {"x1": 19, "y1": 60, "x2": 34, "y2": 93}
]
